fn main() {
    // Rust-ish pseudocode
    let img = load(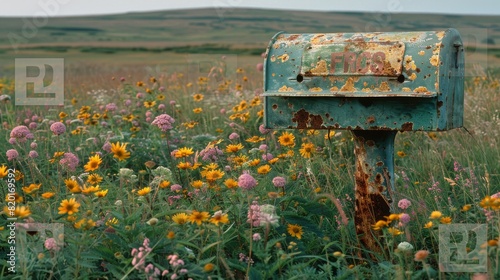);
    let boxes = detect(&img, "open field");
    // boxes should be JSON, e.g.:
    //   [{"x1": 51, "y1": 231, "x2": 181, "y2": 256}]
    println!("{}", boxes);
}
[
  {"x1": 0, "y1": 8, "x2": 500, "y2": 76},
  {"x1": 0, "y1": 8, "x2": 500, "y2": 280}
]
